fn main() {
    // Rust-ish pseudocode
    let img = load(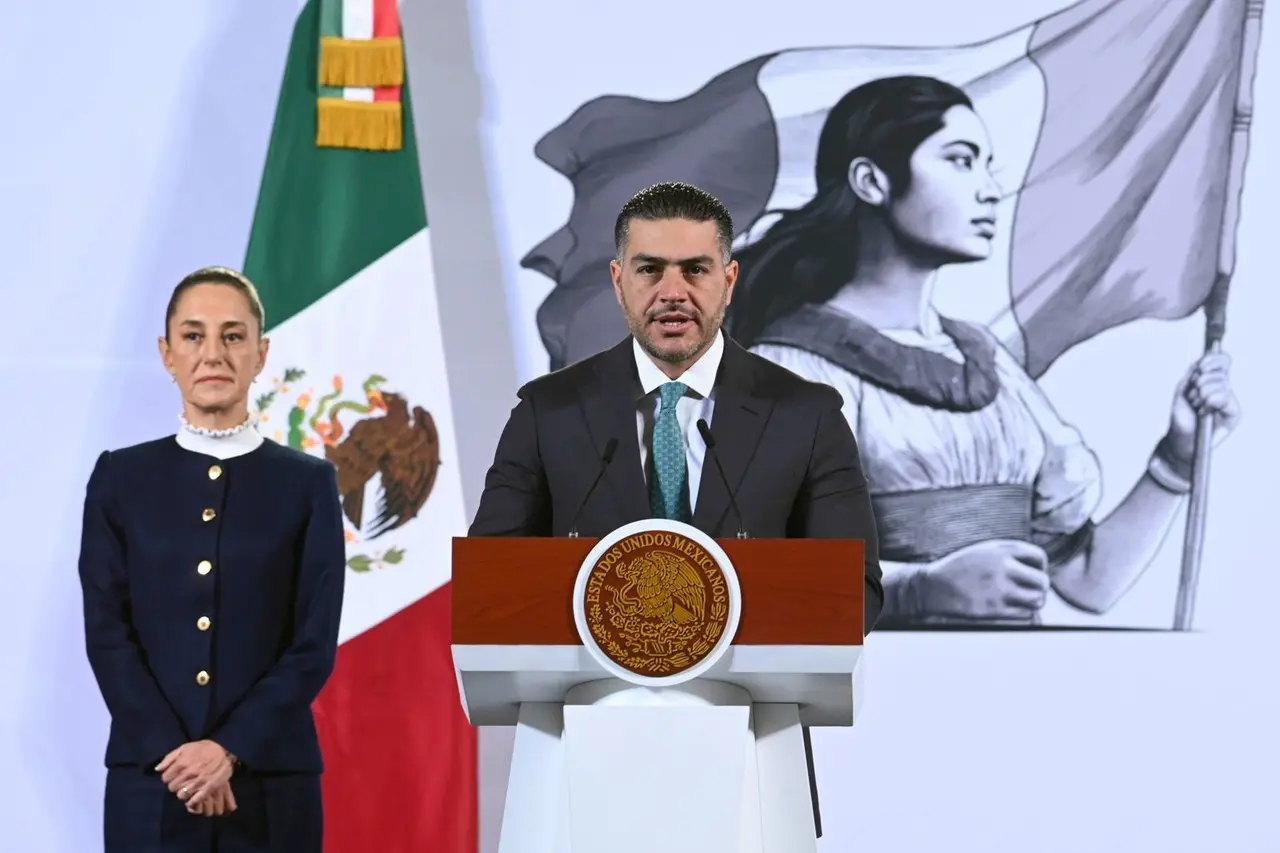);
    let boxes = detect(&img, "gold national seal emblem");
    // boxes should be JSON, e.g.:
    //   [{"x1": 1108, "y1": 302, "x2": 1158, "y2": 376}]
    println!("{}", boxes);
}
[{"x1": 581, "y1": 528, "x2": 733, "y2": 679}]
